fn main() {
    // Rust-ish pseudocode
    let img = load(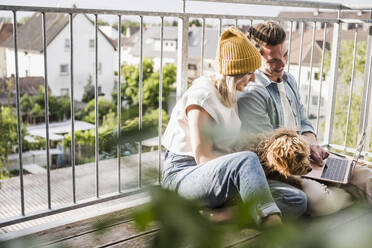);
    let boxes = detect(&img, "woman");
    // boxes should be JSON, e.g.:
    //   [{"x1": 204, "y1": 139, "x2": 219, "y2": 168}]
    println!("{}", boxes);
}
[{"x1": 161, "y1": 27, "x2": 281, "y2": 225}]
